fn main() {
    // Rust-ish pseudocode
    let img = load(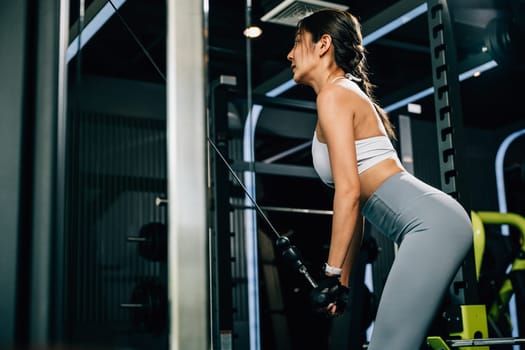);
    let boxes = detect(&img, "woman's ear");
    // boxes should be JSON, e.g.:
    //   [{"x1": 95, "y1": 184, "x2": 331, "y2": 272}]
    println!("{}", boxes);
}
[{"x1": 318, "y1": 34, "x2": 332, "y2": 56}]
